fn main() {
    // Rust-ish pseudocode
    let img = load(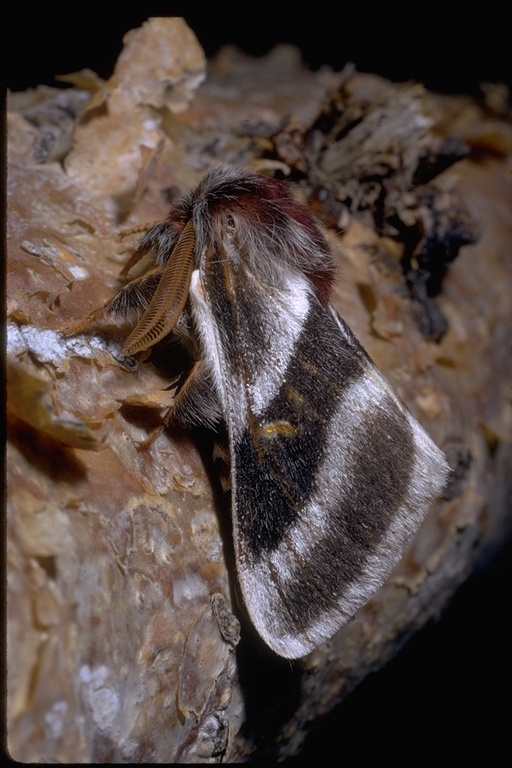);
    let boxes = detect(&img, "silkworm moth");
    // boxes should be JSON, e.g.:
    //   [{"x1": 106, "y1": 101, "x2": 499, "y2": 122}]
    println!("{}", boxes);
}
[{"x1": 67, "y1": 165, "x2": 449, "y2": 658}]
